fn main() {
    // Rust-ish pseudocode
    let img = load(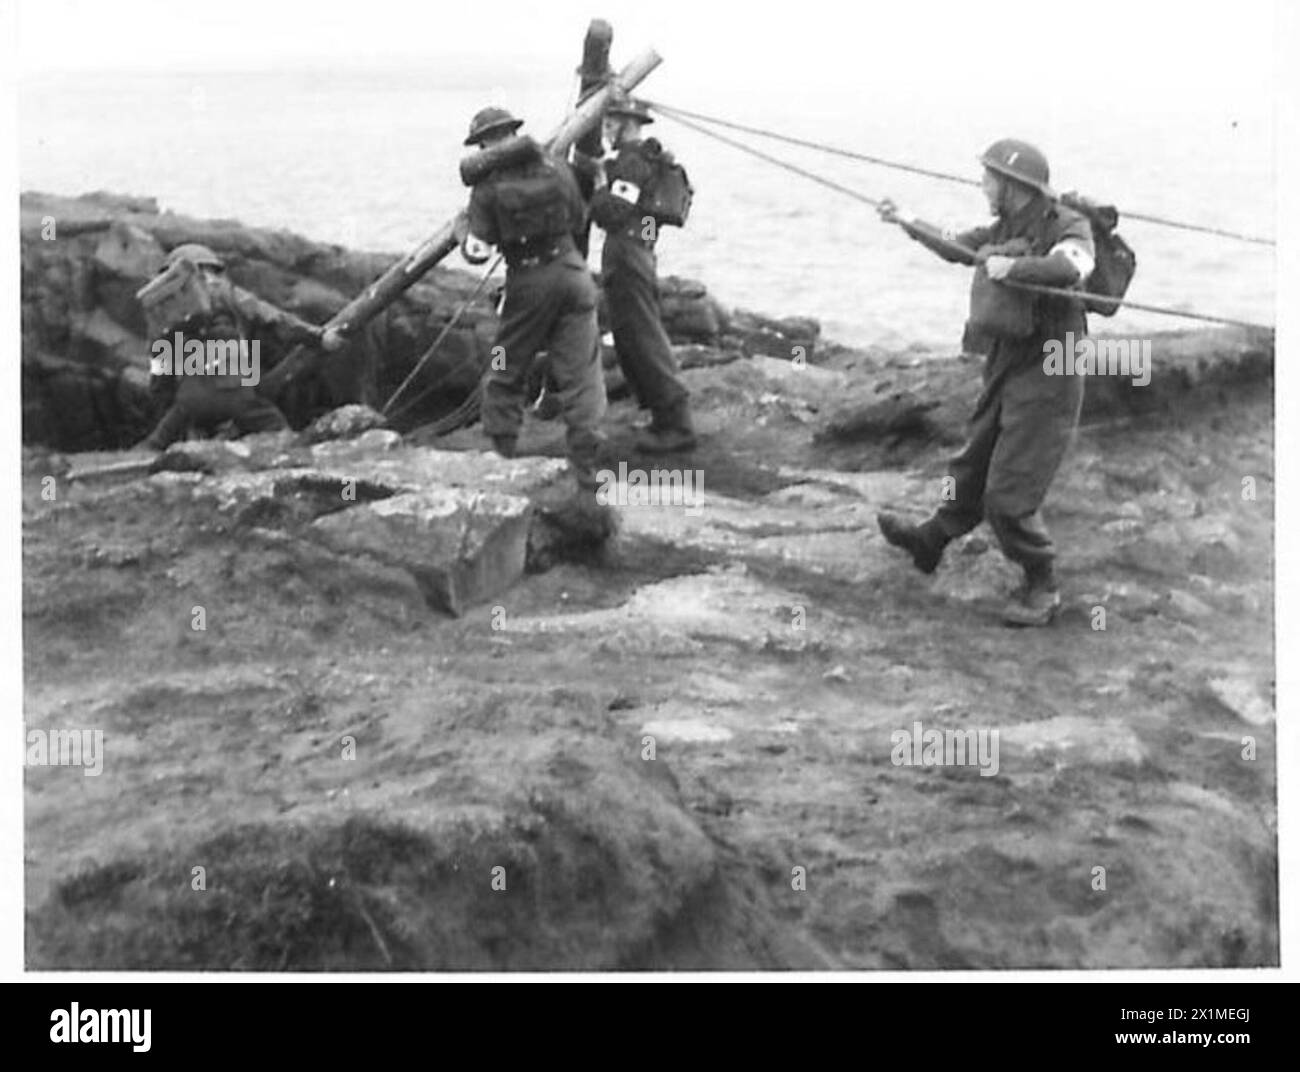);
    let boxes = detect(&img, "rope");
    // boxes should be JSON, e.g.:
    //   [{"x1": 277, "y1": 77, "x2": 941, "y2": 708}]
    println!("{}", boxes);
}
[
  {"x1": 653, "y1": 109, "x2": 882, "y2": 209},
  {"x1": 386, "y1": 358, "x2": 486, "y2": 427},
  {"x1": 1004, "y1": 281, "x2": 1271, "y2": 332},
  {"x1": 386, "y1": 97, "x2": 1271, "y2": 432},
  {"x1": 380, "y1": 253, "x2": 502, "y2": 416},
  {"x1": 652, "y1": 108, "x2": 1273, "y2": 332},
  {"x1": 384, "y1": 336, "x2": 489, "y2": 428},
  {"x1": 647, "y1": 100, "x2": 978, "y2": 188},
  {"x1": 647, "y1": 99, "x2": 1275, "y2": 247},
  {"x1": 410, "y1": 384, "x2": 485, "y2": 438}
]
